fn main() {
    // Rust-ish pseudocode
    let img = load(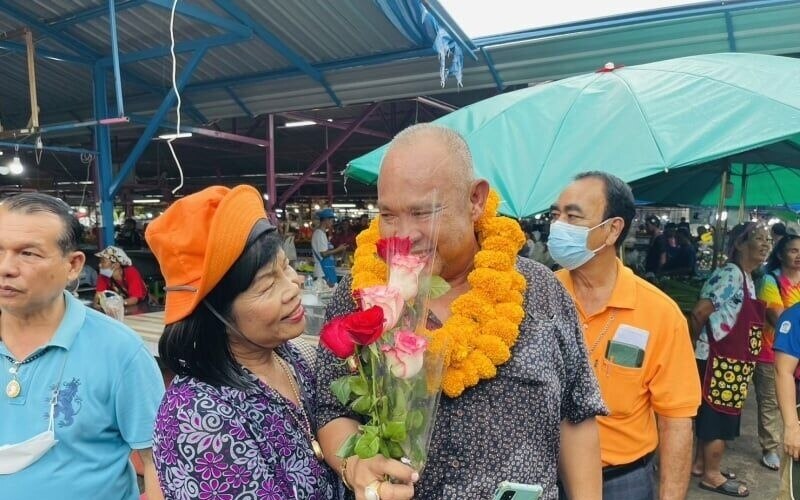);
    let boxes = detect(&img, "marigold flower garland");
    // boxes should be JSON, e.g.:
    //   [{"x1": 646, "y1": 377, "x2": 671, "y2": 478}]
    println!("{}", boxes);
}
[{"x1": 351, "y1": 190, "x2": 526, "y2": 397}]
